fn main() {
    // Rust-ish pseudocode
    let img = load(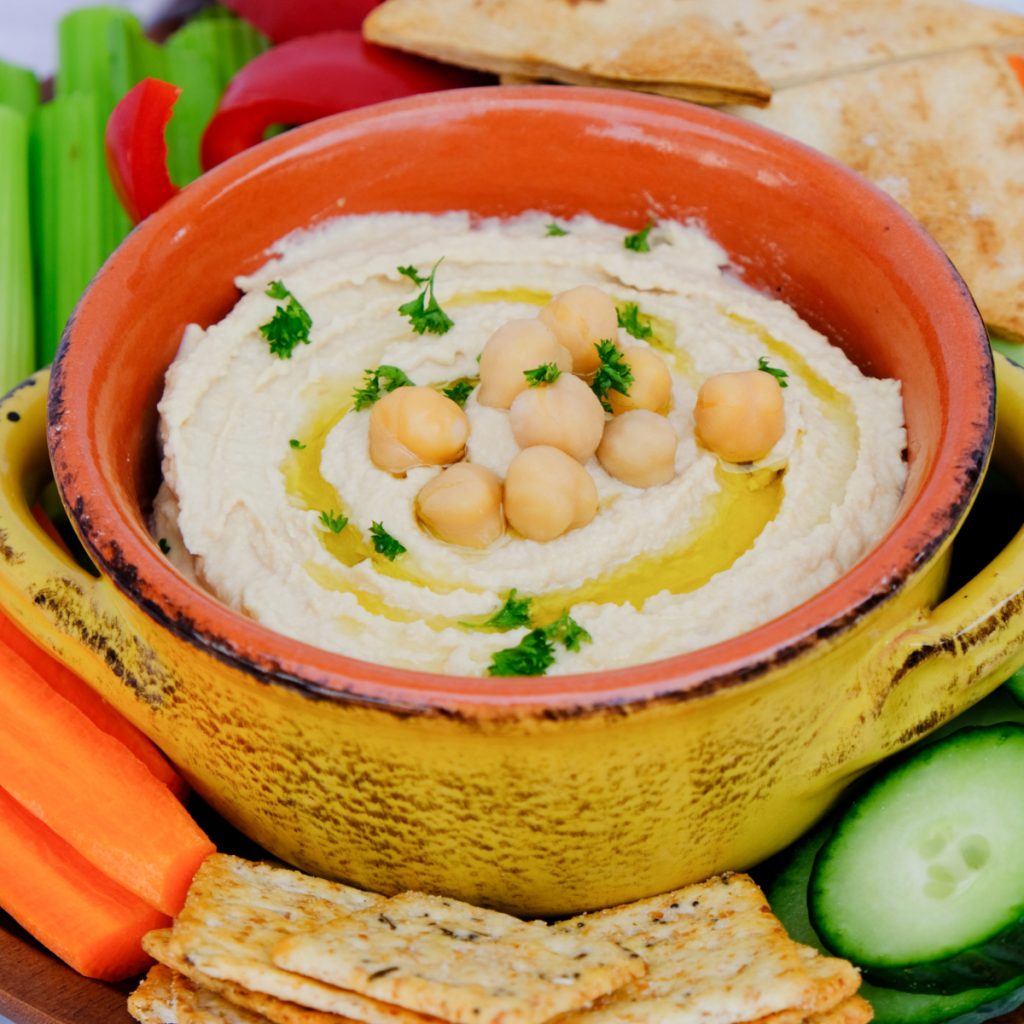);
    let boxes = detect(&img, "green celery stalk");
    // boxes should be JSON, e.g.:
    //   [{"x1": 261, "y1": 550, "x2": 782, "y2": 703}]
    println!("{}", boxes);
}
[
  {"x1": 0, "y1": 61, "x2": 39, "y2": 120},
  {"x1": 107, "y1": 13, "x2": 167, "y2": 105},
  {"x1": 0, "y1": 107, "x2": 35, "y2": 389},
  {"x1": 164, "y1": 17, "x2": 270, "y2": 91},
  {"x1": 31, "y1": 96, "x2": 107, "y2": 365}
]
